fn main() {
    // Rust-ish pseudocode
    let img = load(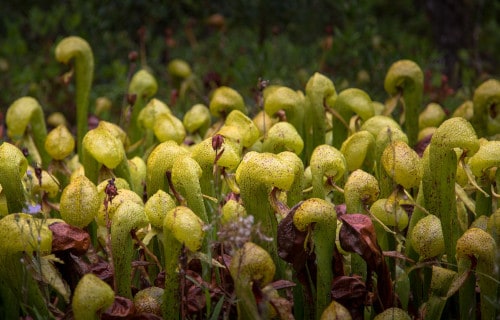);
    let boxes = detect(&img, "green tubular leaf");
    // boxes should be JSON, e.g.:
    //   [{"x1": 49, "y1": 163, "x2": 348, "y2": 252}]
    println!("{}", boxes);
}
[
  {"x1": 45, "y1": 124, "x2": 75, "y2": 160},
  {"x1": 209, "y1": 86, "x2": 246, "y2": 118},
  {"x1": 146, "y1": 141, "x2": 188, "y2": 197},
  {"x1": 304, "y1": 72, "x2": 336, "y2": 164},
  {"x1": 424, "y1": 117, "x2": 479, "y2": 267},
  {"x1": 456, "y1": 228, "x2": 498, "y2": 320},
  {"x1": 60, "y1": 175, "x2": 99, "y2": 228},
  {"x1": 374, "y1": 126, "x2": 409, "y2": 198},
  {"x1": 264, "y1": 86, "x2": 305, "y2": 138},
  {"x1": 360, "y1": 115, "x2": 402, "y2": 139},
  {"x1": 340, "y1": 130, "x2": 375, "y2": 172},
  {"x1": 138, "y1": 98, "x2": 172, "y2": 130},
  {"x1": 163, "y1": 206, "x2": 205, "y2": 320},
  {"x1": 235, "y1": 151, "x2": 298, "y2": 279},
  {"x1": 153, "y1": 112, "x2": 186, "y2": 144},
  {"x1": 320, "y1": 301, "x2": 352, "y2": 320},
  {"x1": 344, "y1": 169, "x2": 379, "y2": 214},
  {"x1": 229, "y1": 242, "x2": 276, "y2": 320},
  {"x1": 381, "y1": 140, "x2": 422, "y2": 190},
  {"x1": 310, "y1": 144, "x2": 346, "y2": 199},
  {"x1": 471, "y1": 79, "x2": 500, "y2": 137},
  {"x1": 127, "y1": 69, "x2": 159, "y2": 144},
  {"x1": 6, "y1": 96, "x2": 50, "y2": 167},
  {"x1": 262, "y1": 122, "x2": 304, "y2": 155},
  {"x1": 190, "y1": 136, "x2": 242, "y2": 198},
  {"x1": 410, "y1": 214, "x2": 444, "y2": 260},
  {"x1": 370, "y1": 198, "x2": 409, "y2": 231},
  {"x1": 419, "y1": 102, "x2": 446, "y2": 130},
  {"x1": 111, "y1": 200, "x2": 148, "y2": 298},
  {"x1": 55, "y1": 36, "x2": 94, "y2": 161},
  {"x1": 373, "y1": 307, "x2": 411, "y2": 320},
  {"x1": 293, "y1": 198, "x2": 337, "y2": 318},
  {"x1": 171, "y1": 155, "x2": 208, "y2": 223},
  {"x1": 183, "y1": 103, "x2": 211, "y2": 136},
  {"x1": 0, "y1": 142, "x2": 28, "y2": 213},
  {"x1": 72, "y1": 273, "x2": 114, "y2": 320},
  {"x1": 384, "y1": 59, "x2": 423, "y2": 147},
  {"x1": 129, "y1": 156, "x2": 147, "y2": 196},
  {"x1": 468, "y1": 140, "x2": 500, "y2": 177},
  {"x1": 129, "y1": 69, "x2": 158, "y2": 99},
  {"x1": 223, "y1": 110, "x2": 260, "y2": 148},
  {"x1": 82, "y1": 122, "x2": 127, "y2": 185},
  {"x1": 0, "y1": 214, "x2": 53, "y2": 318},
  {"x1": 331, "y1": 88, "x2": 375, "y2": 148},
  {"x1": 167, "y1": 59, "x2": 192, "y2": 79},
  {"x1": 164, "y1": 206, "x2": 205, "y2": 252},
  {"x1": 145, "y1": 189, "x2": 176, "y2": 229},
  {"x1": 96, "y1": 189, "x2": 143, "y2": 226}
]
